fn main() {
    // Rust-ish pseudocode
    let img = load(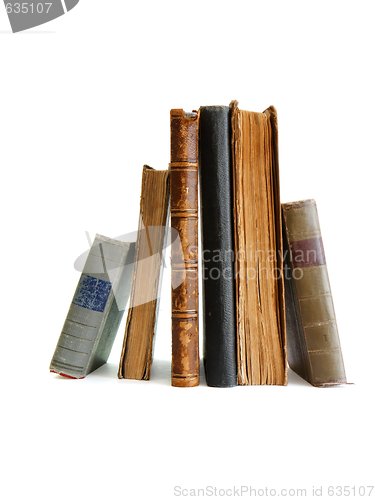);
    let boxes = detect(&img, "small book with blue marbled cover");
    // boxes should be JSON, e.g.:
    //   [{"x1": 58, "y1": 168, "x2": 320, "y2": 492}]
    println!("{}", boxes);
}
[{"x1": 50, "y1": 234, "x2": 135, "y2": 378}]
